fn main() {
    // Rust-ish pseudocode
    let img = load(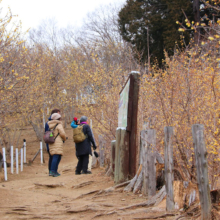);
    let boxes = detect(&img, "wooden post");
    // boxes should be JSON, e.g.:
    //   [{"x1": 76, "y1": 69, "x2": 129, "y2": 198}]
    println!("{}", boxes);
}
[
  {"x1": 98, "y1": 135, "x2": 105, "y2": 167},
  {"x1": 141, "y1": 130, "x2": 148, "y2": 195},
  {"x1": 146, "y1": 129, "x2": 156, "y2": 197},
  {"x1": 111, "y1": 140, "x2": 116, "y2": 174},
  {"x1": 31, "y1": 149, "x2": 40, "y2": 163},
  {"x1": 114, "y1": 128, "x2": 129, "y2": 184},
  {"x1": 140, "y1": 130, "x2": 147, "y2": 165},
  {"x1": 164, "y1": 126, "x2": 174, "y2": 211},
  {"x1": 192, "y1": 124, "x2": 211, "y2": 220},
  {"x1": 128, "y1": 72, "x2": 140, "y2": 177}
]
